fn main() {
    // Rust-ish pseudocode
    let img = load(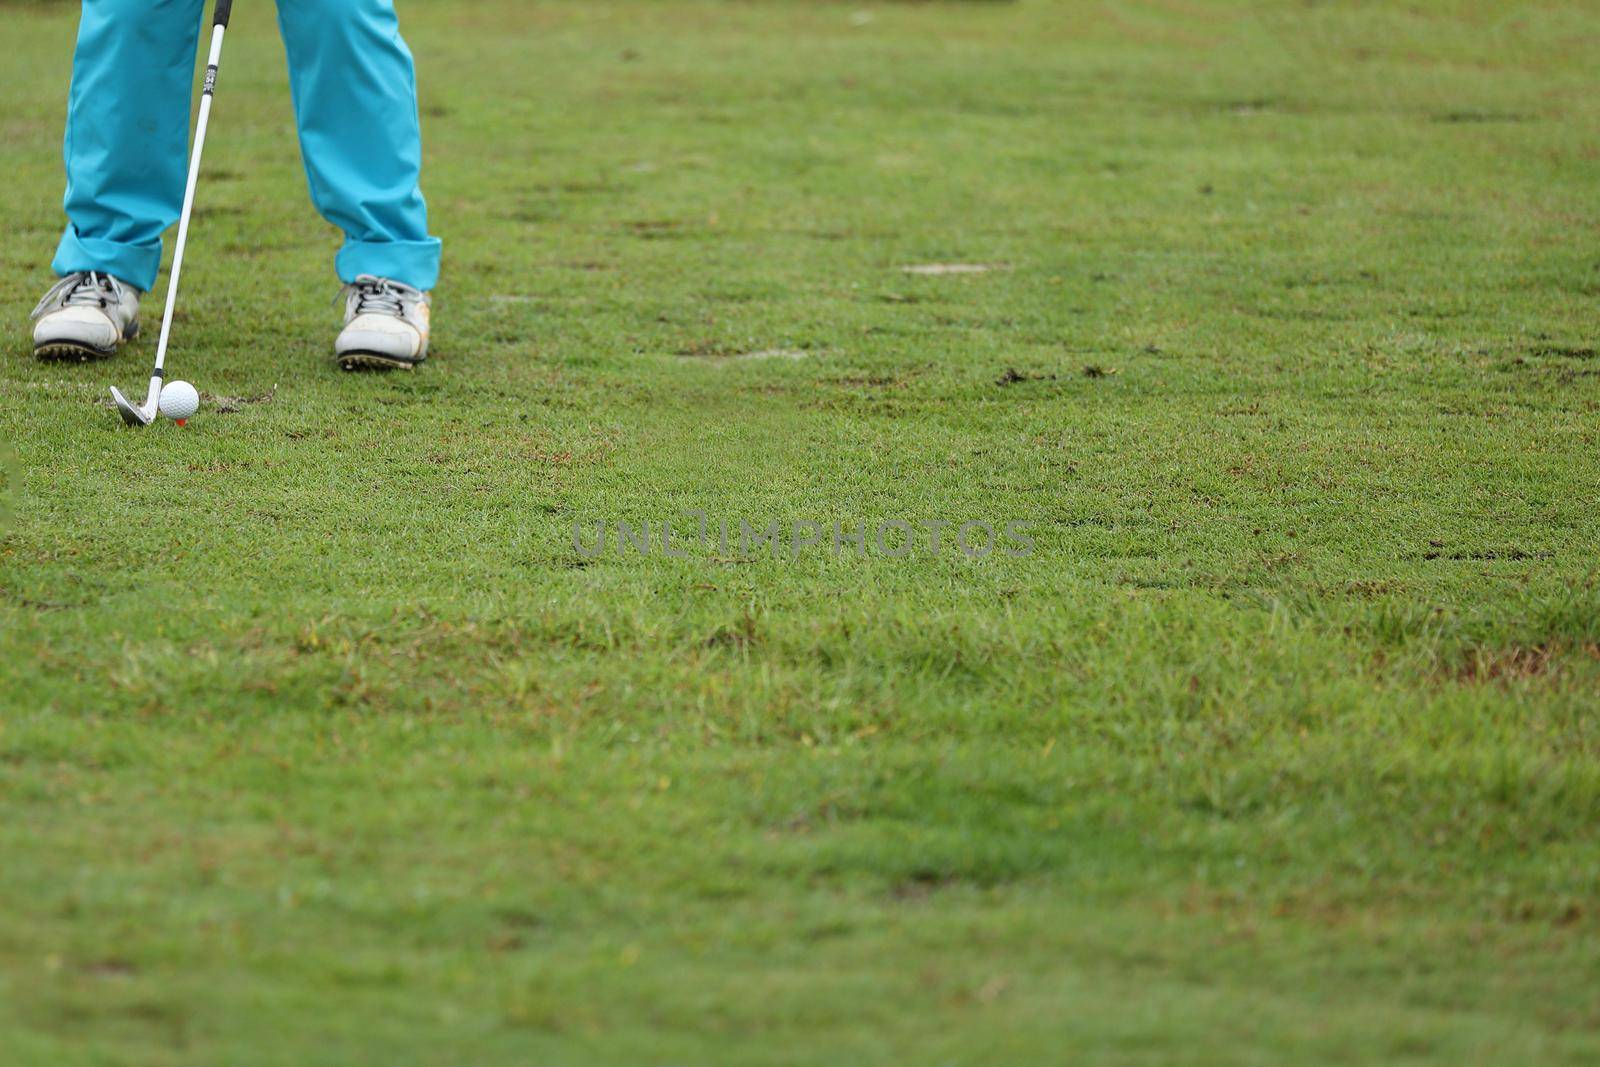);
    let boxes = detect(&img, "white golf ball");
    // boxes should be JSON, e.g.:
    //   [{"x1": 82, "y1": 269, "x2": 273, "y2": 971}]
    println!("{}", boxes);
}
[{"x1": 159, "y1": 380, "x2": 201, "y2": 421}]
